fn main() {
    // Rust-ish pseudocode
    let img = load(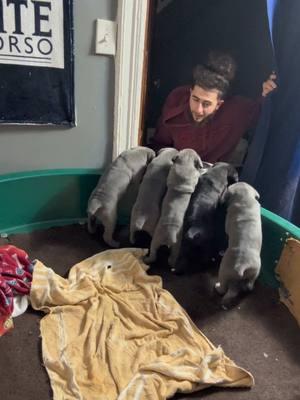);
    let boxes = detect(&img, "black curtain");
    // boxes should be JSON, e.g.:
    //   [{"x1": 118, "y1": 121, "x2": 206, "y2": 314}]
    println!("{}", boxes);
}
[{"x1": 242, "y1": 0, "x2": 300, "y2": 226}]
